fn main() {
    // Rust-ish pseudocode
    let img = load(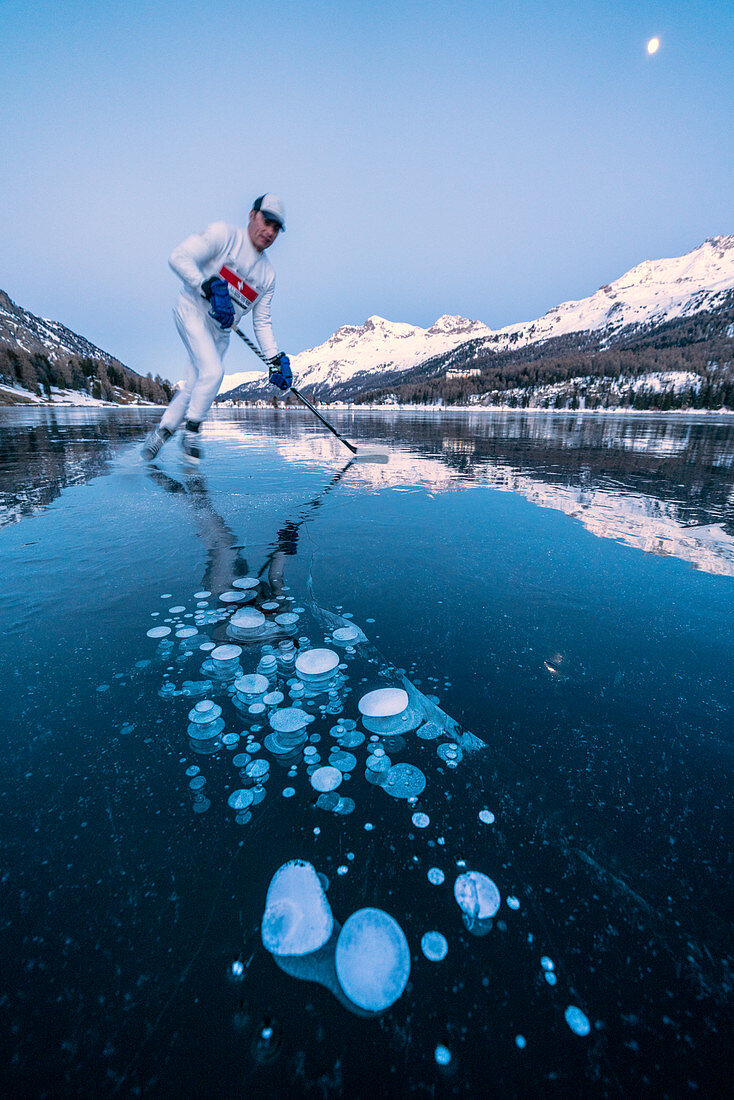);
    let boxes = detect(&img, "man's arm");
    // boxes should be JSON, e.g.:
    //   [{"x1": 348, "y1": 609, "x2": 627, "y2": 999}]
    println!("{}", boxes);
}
[
  {"x1": 252, "y1": 281, "x2": 278, "y2": 360},
  {"x1": 169, "y1": 222, "x2": 230, "y2": 292}
]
